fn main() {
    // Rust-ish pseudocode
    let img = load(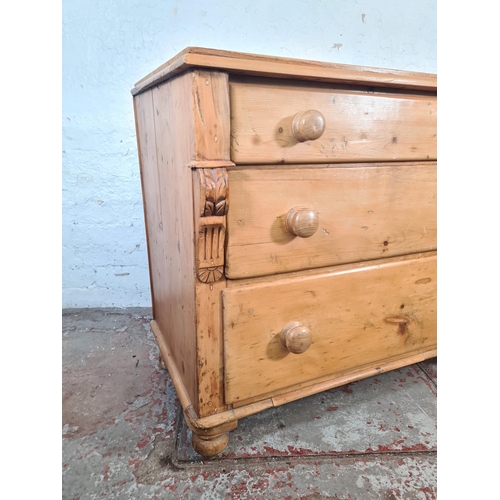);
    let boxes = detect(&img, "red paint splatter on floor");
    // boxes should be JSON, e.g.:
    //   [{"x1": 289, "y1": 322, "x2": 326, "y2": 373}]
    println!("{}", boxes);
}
[
  {"x1": 136, "y1": 437, "x2": 150, "y2": 449},
  {"x1": 363, "y1": 441, "x2": 433, "y2": 453},
  {"x1": 418, "y1": 486, "x2": 436, "y2": 498},
  {"x1": 326, "y1": 406, "x2": 339, "y2": 411},
  {"x1": 401, "y1": 443, "x2": 431, "y2": 452},
  {"x1": 102, "y1": 465, "x2": 110, "y2": 481}
]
